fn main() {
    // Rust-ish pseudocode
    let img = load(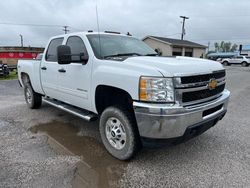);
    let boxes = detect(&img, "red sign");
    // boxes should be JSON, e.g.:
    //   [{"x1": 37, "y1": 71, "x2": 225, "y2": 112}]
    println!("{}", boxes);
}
[{"x1": 0, "y1": 52, "x2": 39, "y2": 59}]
